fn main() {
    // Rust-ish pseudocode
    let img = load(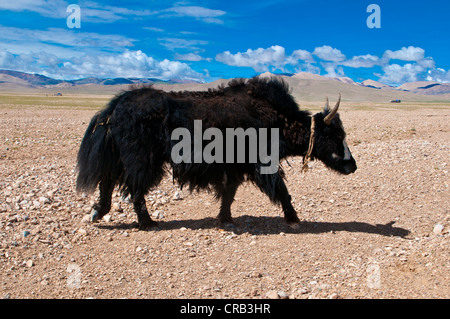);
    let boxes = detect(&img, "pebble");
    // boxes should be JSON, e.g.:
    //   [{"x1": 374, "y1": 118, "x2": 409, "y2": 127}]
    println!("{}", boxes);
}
[
  {"x1": 81, "y1": 215, "x2": 91, "y2": 224},
  {"x1": 113, "y1": 203, "x2": 123, "y2": 212},
  {"x1": 39, "y1": 197, "x2": 51, "y2": 204},
  {"x1": 152, "y1": 210, "x2": 164, "y2": 219},
  {"x1": 296, "y1": 288, "x2": 310, "y2": 295},
  {"x1": 277, "y1": 291, "x2": 289, "y2": 299},
  {"x1": 265, "y1": 290, "x2": 280, "y2": 299},
  {"x1": 172, "y1": 191, "x2": 182, "y2": 200},
  {"x1": 433, "y1": 224, "x2": 444, "y2": 235}
]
